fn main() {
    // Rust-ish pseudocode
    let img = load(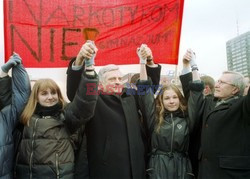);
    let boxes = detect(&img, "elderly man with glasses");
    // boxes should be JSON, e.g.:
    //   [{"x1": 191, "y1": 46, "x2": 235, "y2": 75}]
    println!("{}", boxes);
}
[{"x1": 180, "y1": 49, "x2": 250, "y2": 179}]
